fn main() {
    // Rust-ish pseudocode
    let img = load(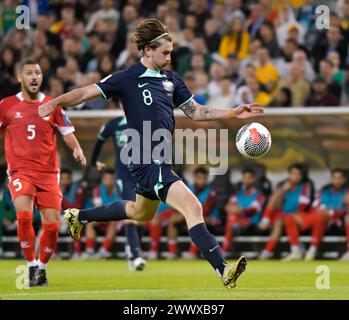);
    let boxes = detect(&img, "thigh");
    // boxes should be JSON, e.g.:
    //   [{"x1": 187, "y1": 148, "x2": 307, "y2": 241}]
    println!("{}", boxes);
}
[
  {"x1": 165, "y1": 180, "x2": 201, "y2": 215},
  {"x1": 13, "y1": 195, "x2": 35, "y2": 212}
]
